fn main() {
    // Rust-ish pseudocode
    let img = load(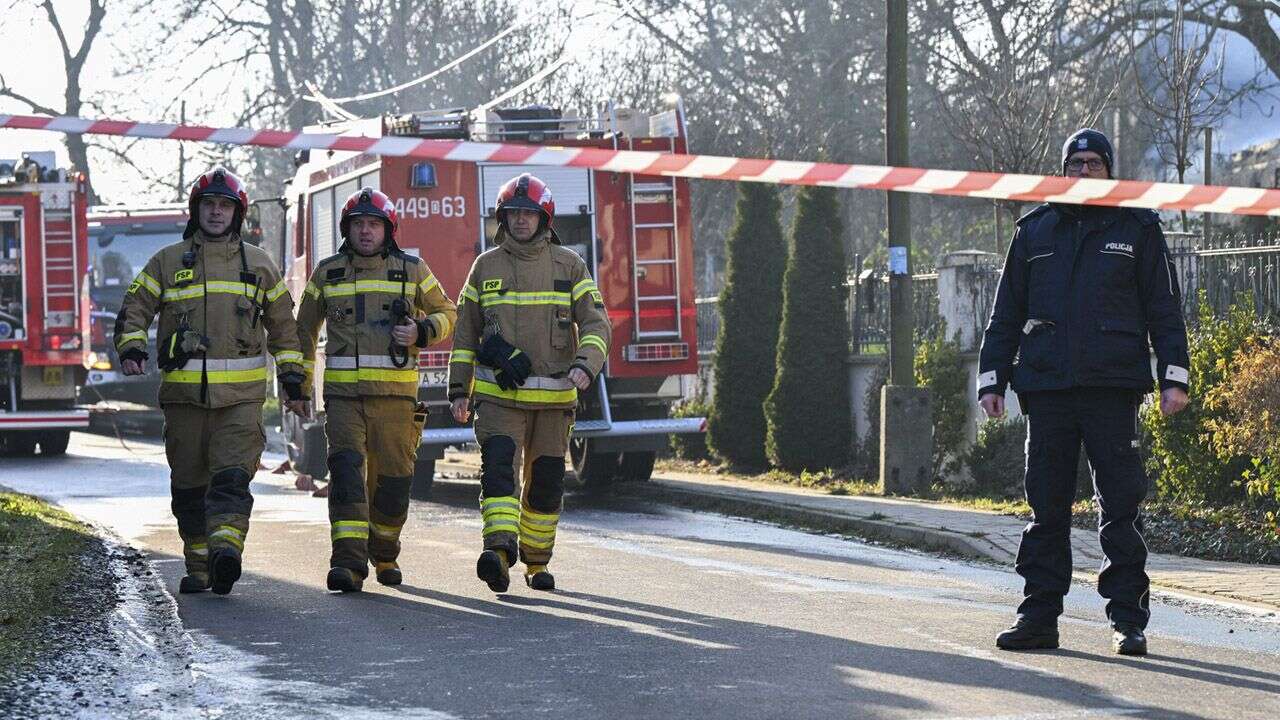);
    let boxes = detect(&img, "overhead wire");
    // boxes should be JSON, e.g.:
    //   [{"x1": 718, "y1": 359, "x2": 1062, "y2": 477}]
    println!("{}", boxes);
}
[{"x1": 301, "y1": 16, "x2": 534, "y2": 121}]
